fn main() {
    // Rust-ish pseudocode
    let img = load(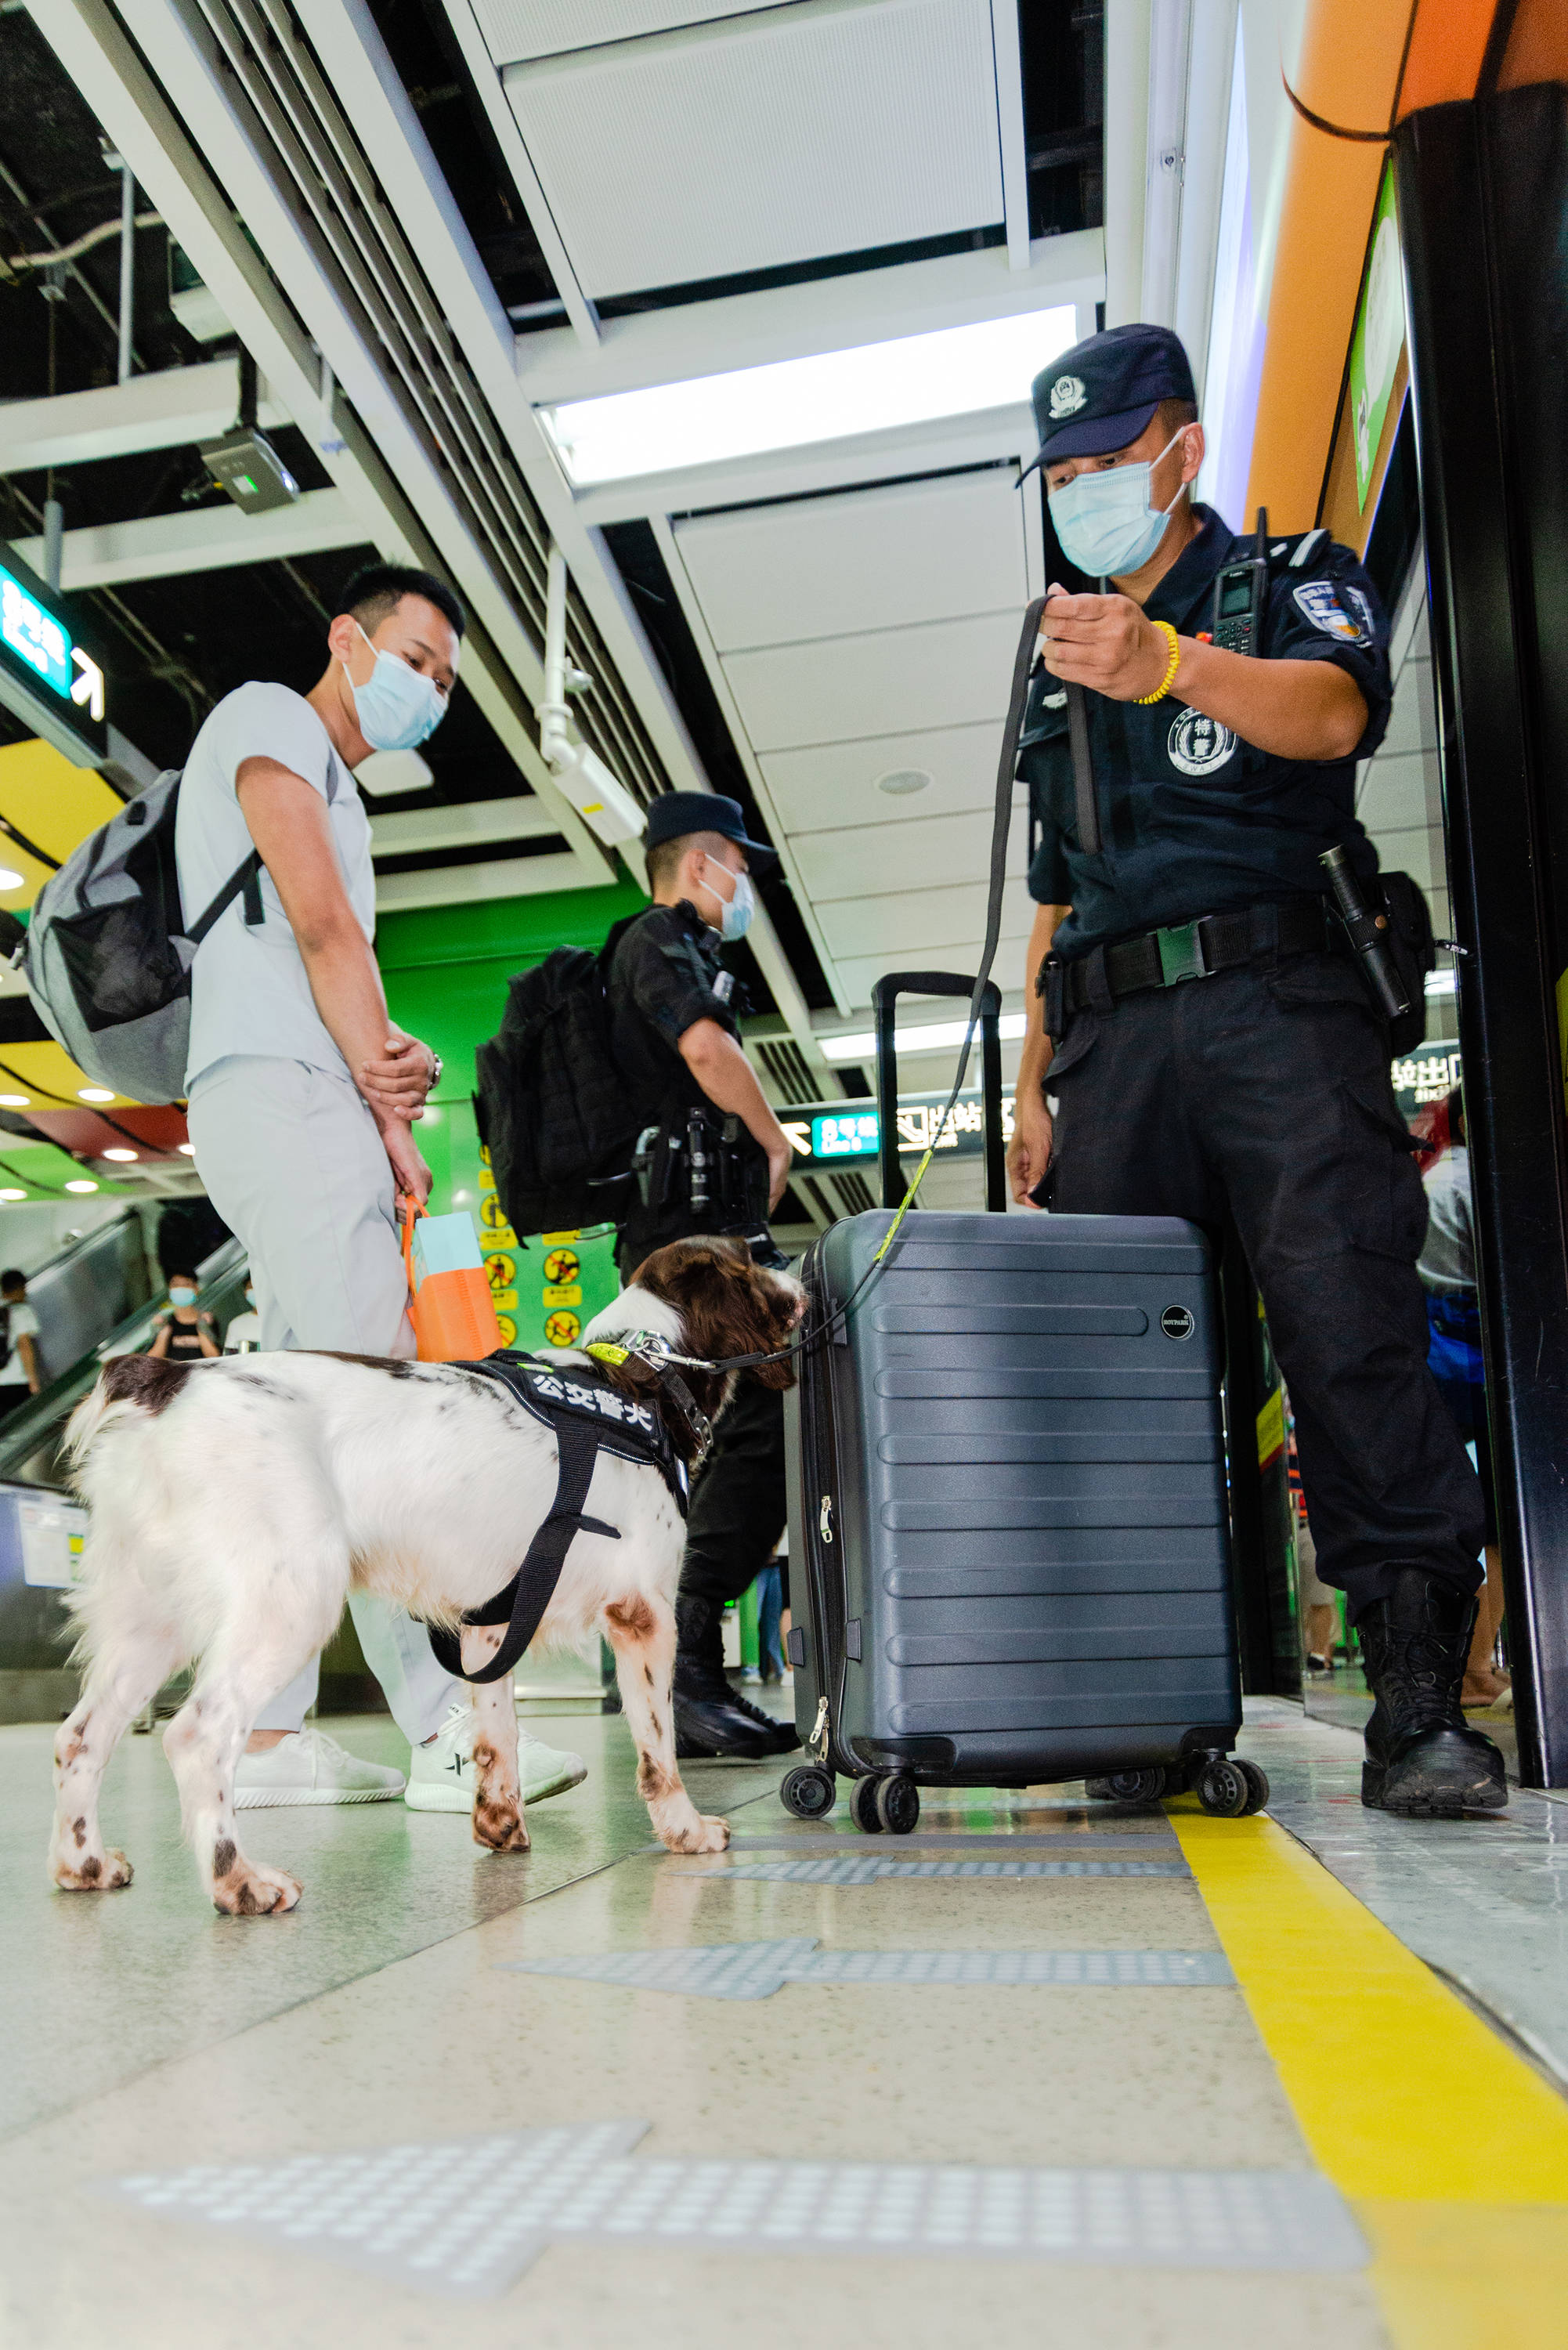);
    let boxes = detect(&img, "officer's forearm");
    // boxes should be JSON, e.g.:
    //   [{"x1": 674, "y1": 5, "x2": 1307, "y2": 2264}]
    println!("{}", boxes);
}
[
  {"x1": 678, "y1": 1019, "x2": 790, "y2": 1163},
  {"x1": 1170, "y1": 642, "x2": 1367, "y2": 761},
  {"x1": 1015, "y1": 902, "x2": 1067, "y2": 1103}
]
